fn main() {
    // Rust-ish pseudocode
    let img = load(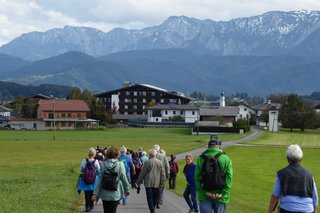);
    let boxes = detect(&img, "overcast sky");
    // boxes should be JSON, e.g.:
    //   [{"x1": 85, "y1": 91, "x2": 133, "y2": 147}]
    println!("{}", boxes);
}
[{"x1": 1, "y1": 0, "x2": 320, "y2": 46}]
